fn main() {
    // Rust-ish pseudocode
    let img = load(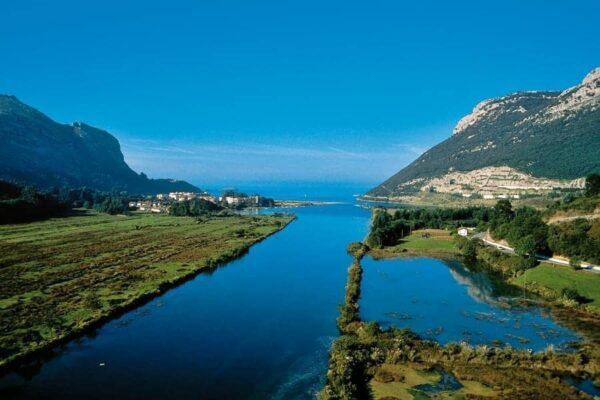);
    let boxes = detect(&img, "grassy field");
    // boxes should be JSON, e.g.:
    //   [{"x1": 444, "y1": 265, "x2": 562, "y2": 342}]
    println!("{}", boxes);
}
[
  {"x1": 370, "y1": 229, "x2": 458, "y2": 258},
  {"x1": 370, "y1": 363, "x2": 497, "y2": 400},
  {"x1": 0, "y1": 210, "x2": 293, "y2": 368},
  {"x1": 513, "y1": 263, "x2": 600, "y2": 310}
]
